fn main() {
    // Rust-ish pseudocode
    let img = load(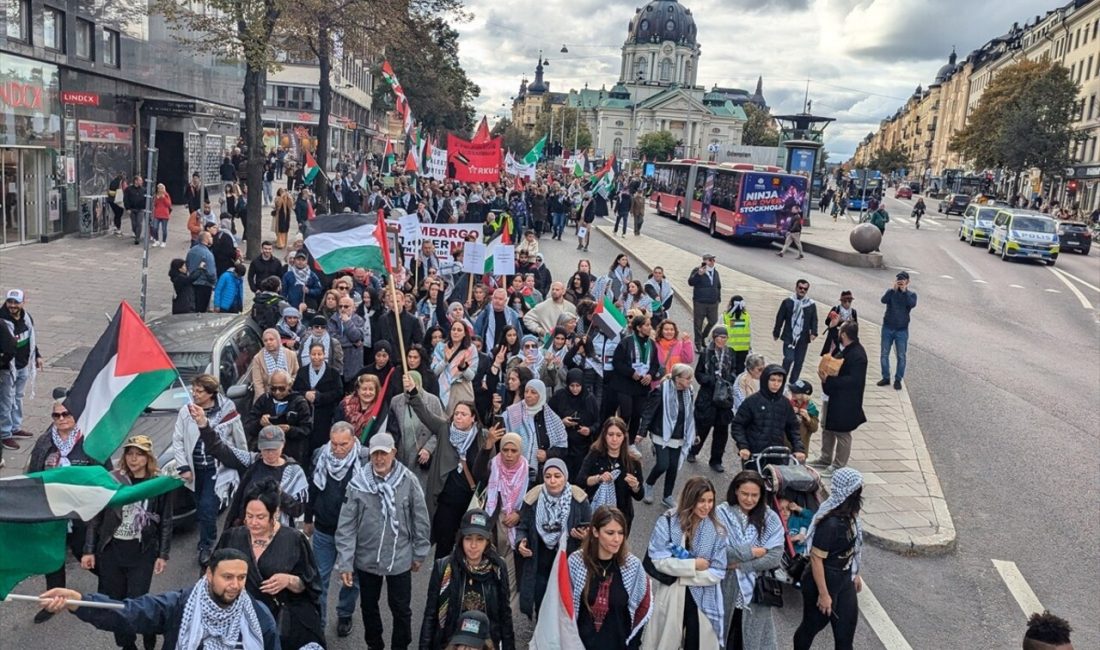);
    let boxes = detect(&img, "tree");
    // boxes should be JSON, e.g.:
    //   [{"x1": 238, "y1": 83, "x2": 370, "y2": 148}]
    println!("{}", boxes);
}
[
  {"x1": 490, "y1": 117, "x2": 532, "y2": 156},
  {"x1": 868, "y1": 147, "x2": 911, "y2": 175},
  {"x1": 531, "y1": 105, "x2": 592, "y2": 156},
  {"x1": 154, "y1": 0, "x2": 284, "y2": 259},
  {"x1": 371, "y1": 16, "x2": 480, "y2": 135},
  {"x1": 637, "y1": 131, "x2": 678, "y2": 161},
  {"x1": 950, "y1": 59, "x2": 1080, "y2": 181},
  {"x1": 741, "y1": 103, "x2": 779, "y2": 147}
]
